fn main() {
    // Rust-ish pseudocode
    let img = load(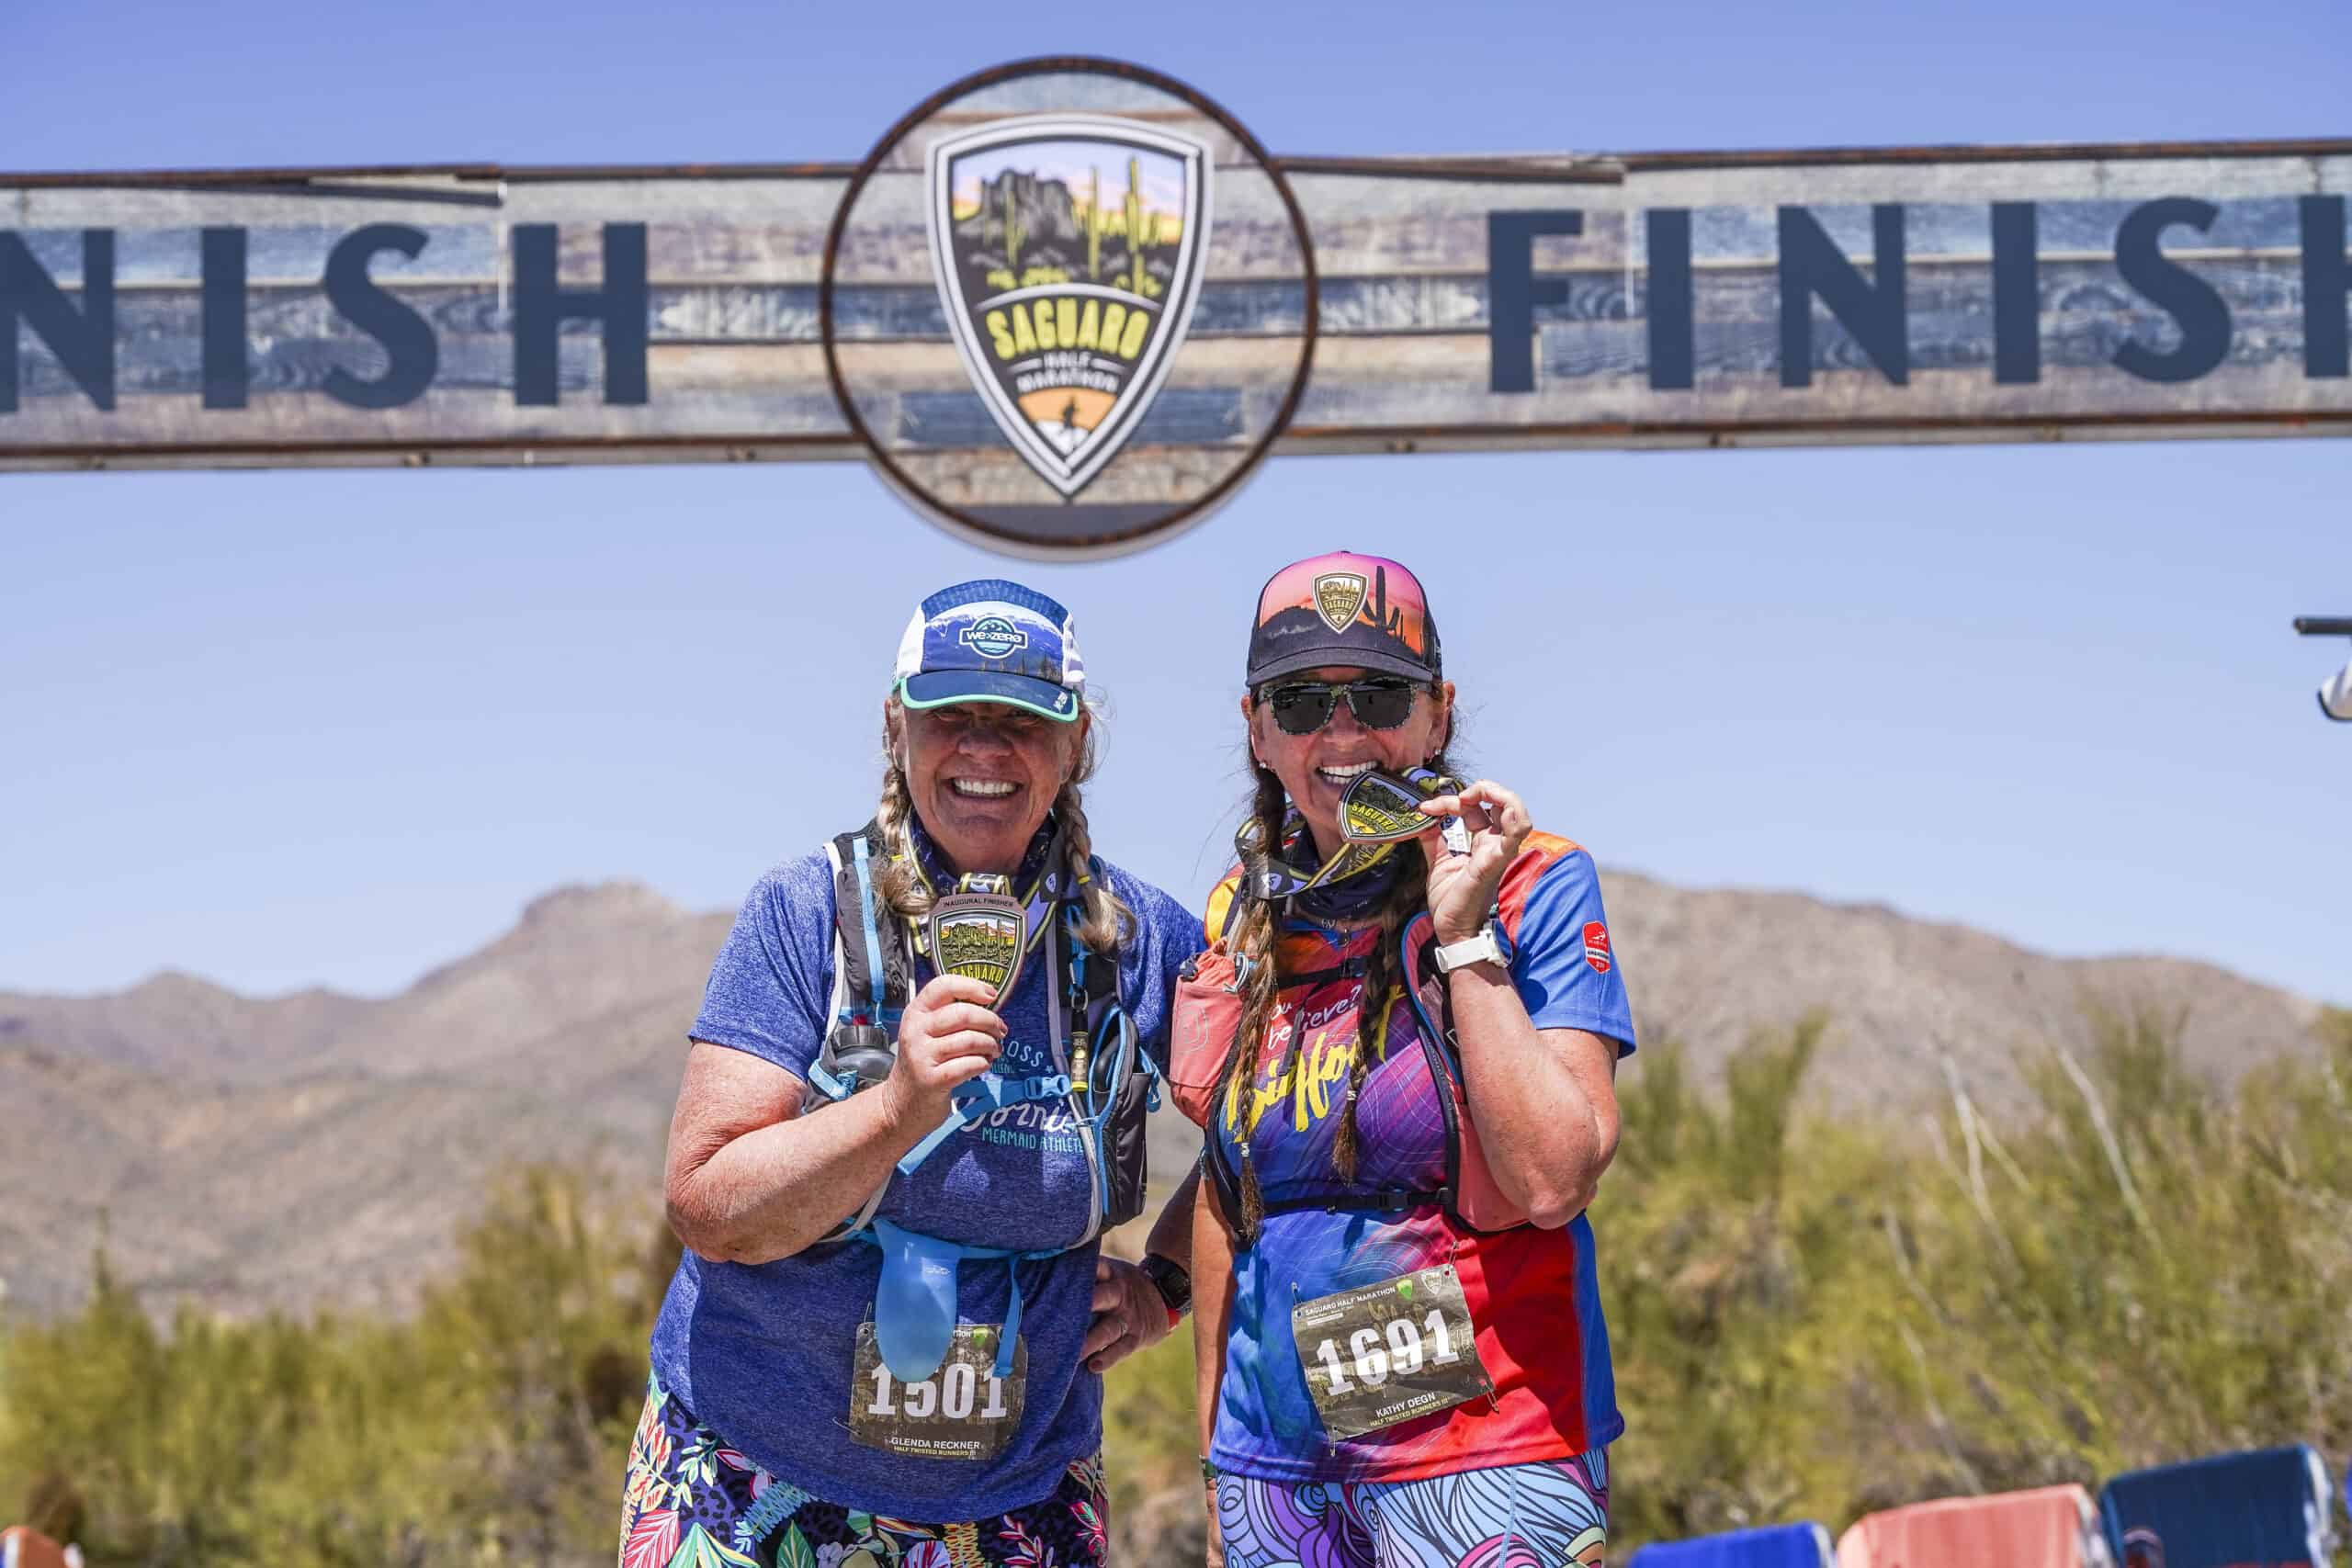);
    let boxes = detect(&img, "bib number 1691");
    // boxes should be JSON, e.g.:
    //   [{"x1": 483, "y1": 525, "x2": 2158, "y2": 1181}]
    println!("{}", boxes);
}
[
  {"x1": 1310, "y1": 1307, "x2": 1464, "y2": 1393},
  {"x1": 1287, "y1": 1264, "x2": 1492, "y2": 1441}
]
